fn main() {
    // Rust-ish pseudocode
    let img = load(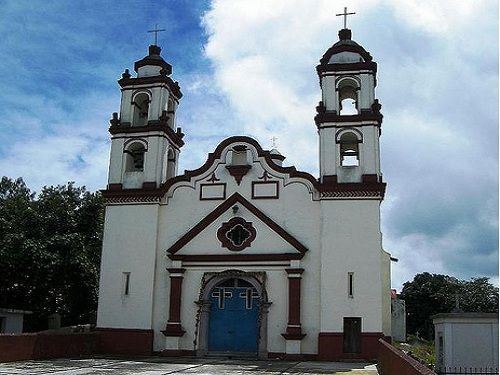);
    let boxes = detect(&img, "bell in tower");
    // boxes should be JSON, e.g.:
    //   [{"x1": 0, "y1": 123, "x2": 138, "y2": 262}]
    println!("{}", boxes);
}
[
  {"x1": 106, "y1": 41, "x2": 185, "y2": 191},
  {"x1": 315, "y1": 13, "x2": 383, "y2": 185}
]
